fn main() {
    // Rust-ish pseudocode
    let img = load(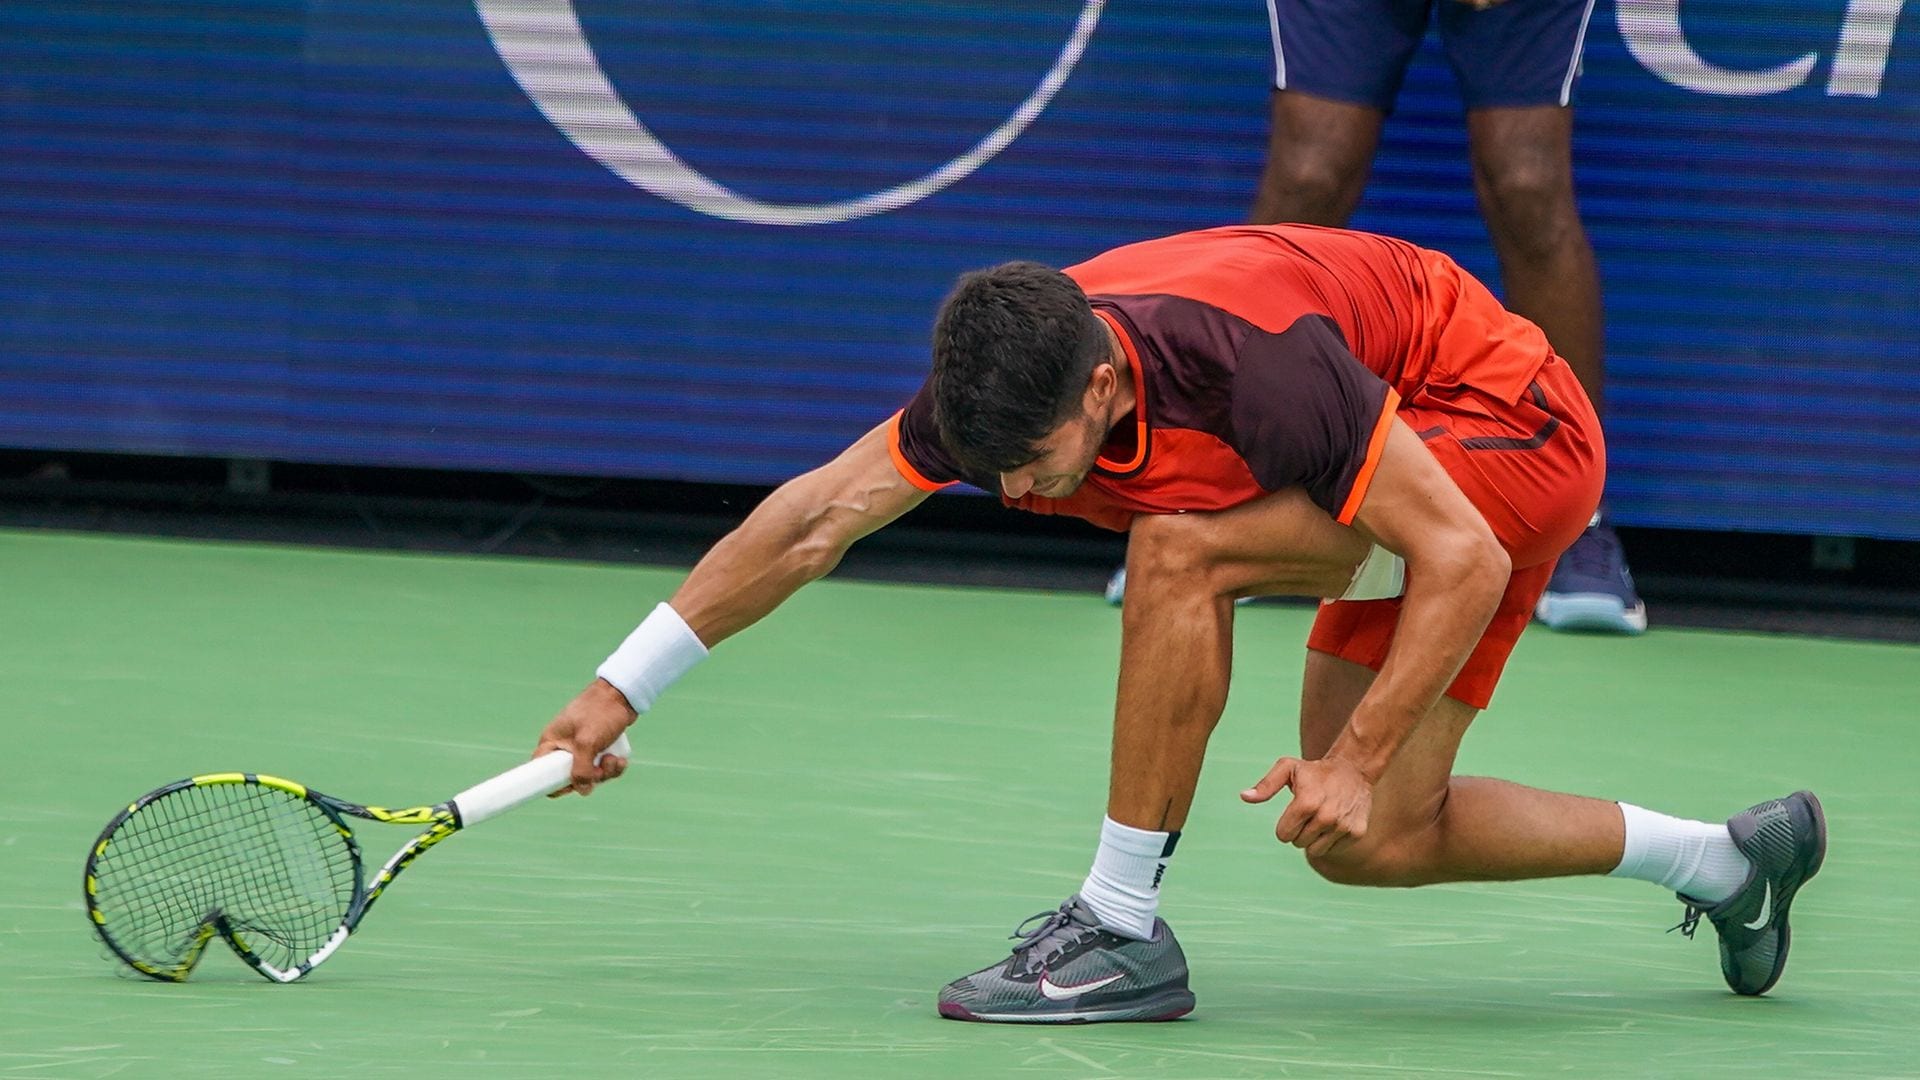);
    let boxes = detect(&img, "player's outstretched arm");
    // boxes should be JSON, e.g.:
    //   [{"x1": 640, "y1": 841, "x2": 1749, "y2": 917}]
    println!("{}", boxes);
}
[
  {"x1": 669, "y1": 419, "x2": 931, "y2": 645},
  {"x1": 536, "y1": 419, "x2": 930, "y2": 794}
]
